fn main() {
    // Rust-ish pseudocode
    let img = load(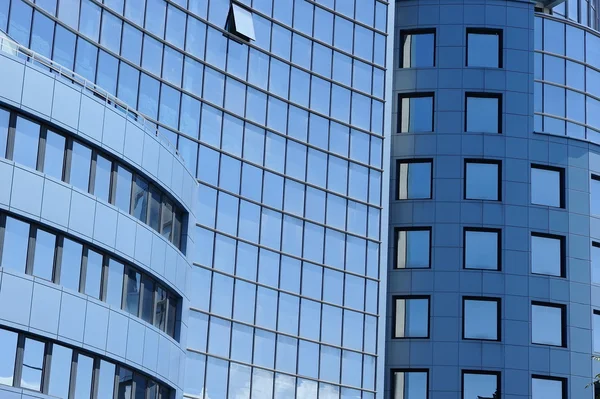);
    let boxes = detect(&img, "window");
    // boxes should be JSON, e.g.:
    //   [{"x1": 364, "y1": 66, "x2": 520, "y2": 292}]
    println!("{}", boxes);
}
[
  {"x1": 12, "y1": 116, "x2": 40, "y2": 170},
  {"x1": 161, "y1": 199, "x2": 174, "y2": 240},
  {"x1": 463, "y1": 297, "x2": 500, "y2": 341},
  {"x1": 395, "y1": 227, "x2": 431, "y2": 269},
  {"x1": 464, "y1": 228, "x2": 500, "y2": 270},
  {"x1": 532, "y1": 302, "x2": 566, "y2": 347},
  {"x1": 20, "y1": 338, "x2": 45, "y2": 391},
  {"x1": 391, "y1": 369, "x2": 428, "y2": 399},
  {"x1": 226, "y1": 2, "x2": 256, "y2": 41},
  {"x1": 1, "y1": 216, "x2": 30, "y2": 273},
  {"x1": 114, "y1": 165, "x2": 133, "y2": 213},
  {"x1": 465, "y1": 93, "x2": 502, "y2": 133},
  {"x1": 531, "y1": 233, "x2": 565, "y2": 277},
  {"x1": 59, "y1": 238, "x2": 83, "y2": 292},
  {"x1": 393, "y1": 296, "x2": 430, "y2": 338},
  {"x1": 594, "y1": 242, "x2": 600, "y2": 284},
  {"x1": 532, "y1": 165, "x2": 564, "y2": 207},
  {"x1": 592, "y1": 175, "x2": 600, "y2": 215},
  {"x1": 397, "y1": 159, "x2": 432, "y2": 199},
  {"x1": 462, "y1": 371, "x2": 499, "y2": 399},
  {"x1": 83, "y1": 249, "x2": 103, "y2": 299},
  {"x1": 73, "y1": 354, "x2": 93, "y2": 398},
  {"x1": 594, "y1": 310, "x2": 600, "y2": 353},
  {"x1": 464, "y1": 160, "x2": 501, "y2": 200},
  {"x1": 43, "y1": 131, "x2": 66, "y2": 180},
  {"x1": 132, "y1": 176, "x2": 149, "y2": 222},
  {"x1": 31, "y1": 229, "x2": 56, "y2": 281},
  {"x1": 466, "y1": 28, "x2": 502, "y2": 68},
  {"x1": 398, "y1": 93, "x2": 434, "y2": 133},
  {"x1": 69, "y1": 141, "x2": 92, "y2": 192},
  {"x1": 532, "y1": 376, "x2": 566, "y2": 399},
  {"x1": 0, "y1": 329, "x2": 18, "y2": 387},
  {"x1": 400, "y1": 29, "x2": 435, "y2": 68},
  {"x1": 125, "y1": 267, "x2": 141, "y2": 316},
  {"x1": 47, "y1": 344, "x2": 72, "y2": 398}
]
